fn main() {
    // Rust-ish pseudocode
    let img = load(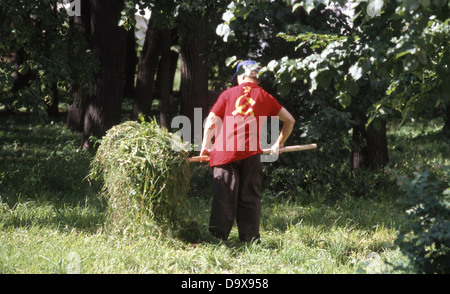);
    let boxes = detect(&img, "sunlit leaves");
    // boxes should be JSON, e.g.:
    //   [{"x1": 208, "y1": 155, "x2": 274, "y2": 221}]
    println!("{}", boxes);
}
[
  {"x1": 337, "y1": 91, "x2": 352, "y2": 109},
  {"x1": 225, "y1": 55, "x2": 238, "y2": 67},
  {"x1": 349, "y1": 62, "x2": 364, "y2": 81},
  {"x1": 216, "y1": 23, "x2": 233, "y2": 42},
  {"x1": 218, "y1": 0, "x2": 449, "y2": 115}
]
